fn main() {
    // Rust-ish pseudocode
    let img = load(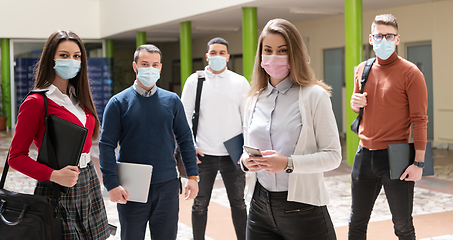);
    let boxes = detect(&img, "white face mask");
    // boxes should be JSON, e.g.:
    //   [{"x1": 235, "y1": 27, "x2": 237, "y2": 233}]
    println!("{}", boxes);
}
[
  {"x1": 372, "y1": 38, "x2": 395, "y2": 60},
  {"x1": 54, "y1": 59, "x2": 81, "y2": 79},
  {"x1": 208, "y1": 56, "x2": 227, "y2": 71},
  {"x1": 137, "y1": 66, "x2": 160, "y2": 87}
]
